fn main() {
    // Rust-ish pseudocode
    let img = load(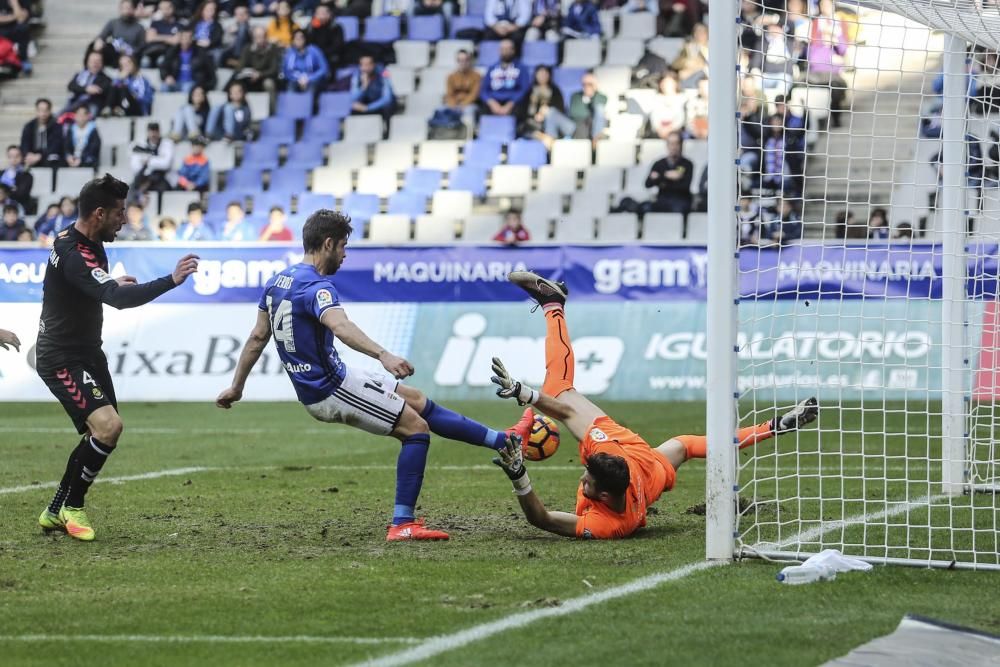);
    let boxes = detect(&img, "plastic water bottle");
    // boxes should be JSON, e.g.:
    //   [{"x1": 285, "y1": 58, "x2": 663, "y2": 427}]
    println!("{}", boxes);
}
[{"x1": 776, "y1": 564, "x2": 837, "y2": 584}]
